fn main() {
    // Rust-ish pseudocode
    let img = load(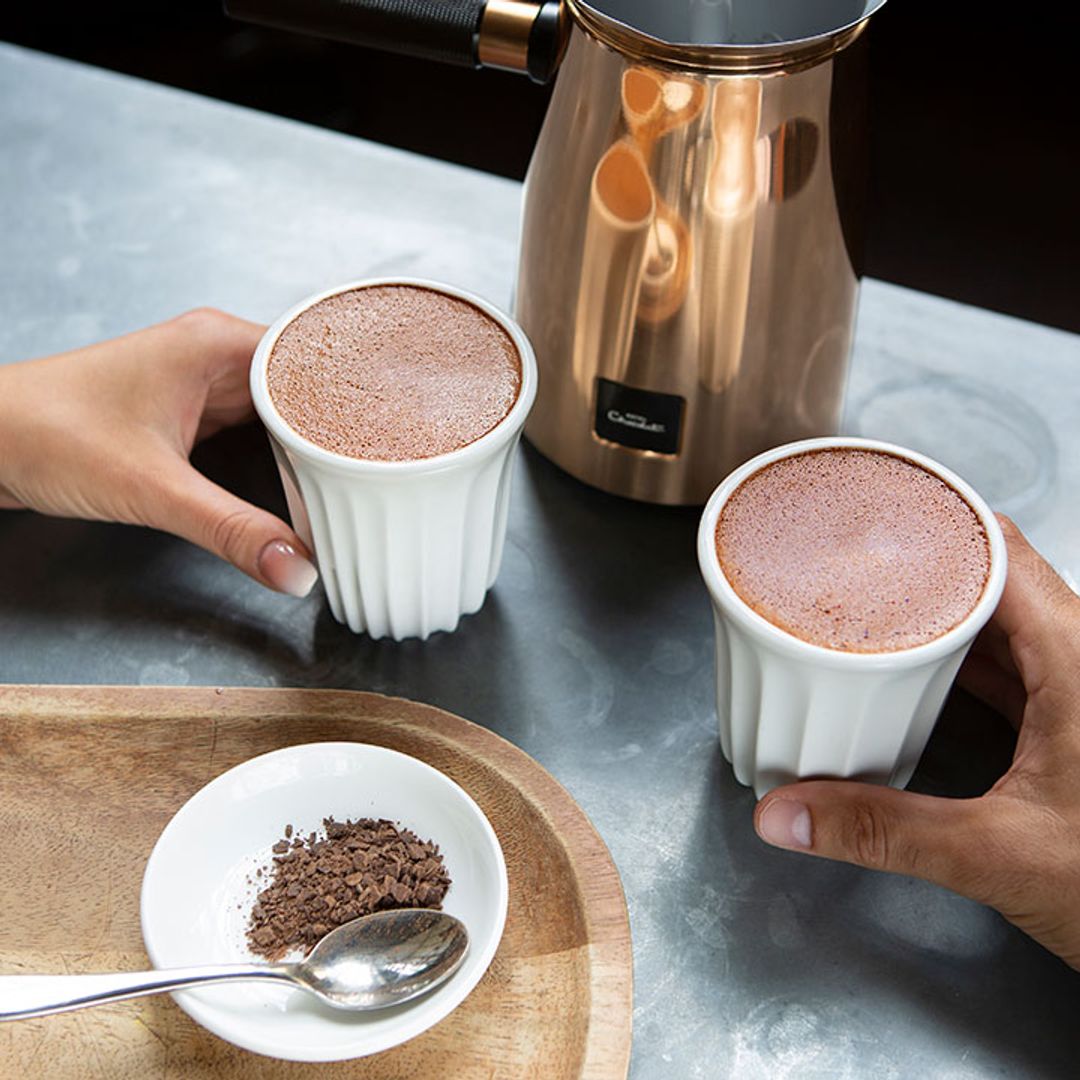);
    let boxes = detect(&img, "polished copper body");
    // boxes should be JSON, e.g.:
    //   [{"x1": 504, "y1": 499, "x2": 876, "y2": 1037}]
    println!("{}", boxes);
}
[{"x1": 515, "y1": 2, "x2": 875, "y2": 504}]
